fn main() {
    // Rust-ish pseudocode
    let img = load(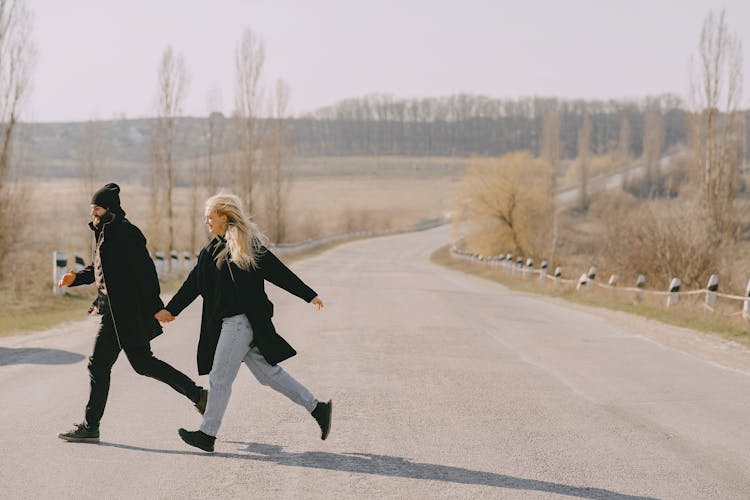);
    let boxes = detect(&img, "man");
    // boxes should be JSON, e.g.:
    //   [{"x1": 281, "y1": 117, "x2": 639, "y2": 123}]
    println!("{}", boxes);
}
[{"x1": 57, "y1": 183, "x2": 208, "y2": 442}]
